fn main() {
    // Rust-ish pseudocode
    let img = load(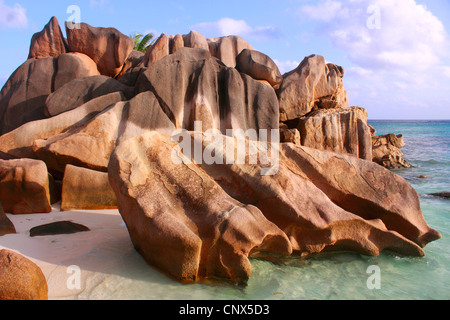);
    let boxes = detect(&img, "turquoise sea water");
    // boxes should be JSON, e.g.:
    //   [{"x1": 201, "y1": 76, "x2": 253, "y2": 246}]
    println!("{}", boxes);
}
[{"x1": 82, "y1": 120, "x2": 449, "y2": 300}]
